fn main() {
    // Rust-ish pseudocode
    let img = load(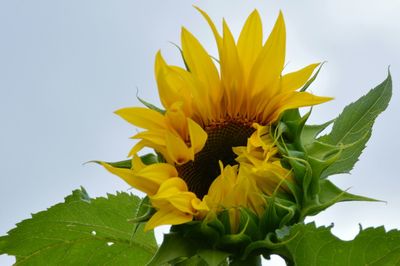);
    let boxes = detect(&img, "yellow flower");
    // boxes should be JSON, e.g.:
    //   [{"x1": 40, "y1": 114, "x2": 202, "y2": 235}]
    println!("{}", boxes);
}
[{"x1": 103, "y1": 8, "x2": 332, "y2": 231}]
